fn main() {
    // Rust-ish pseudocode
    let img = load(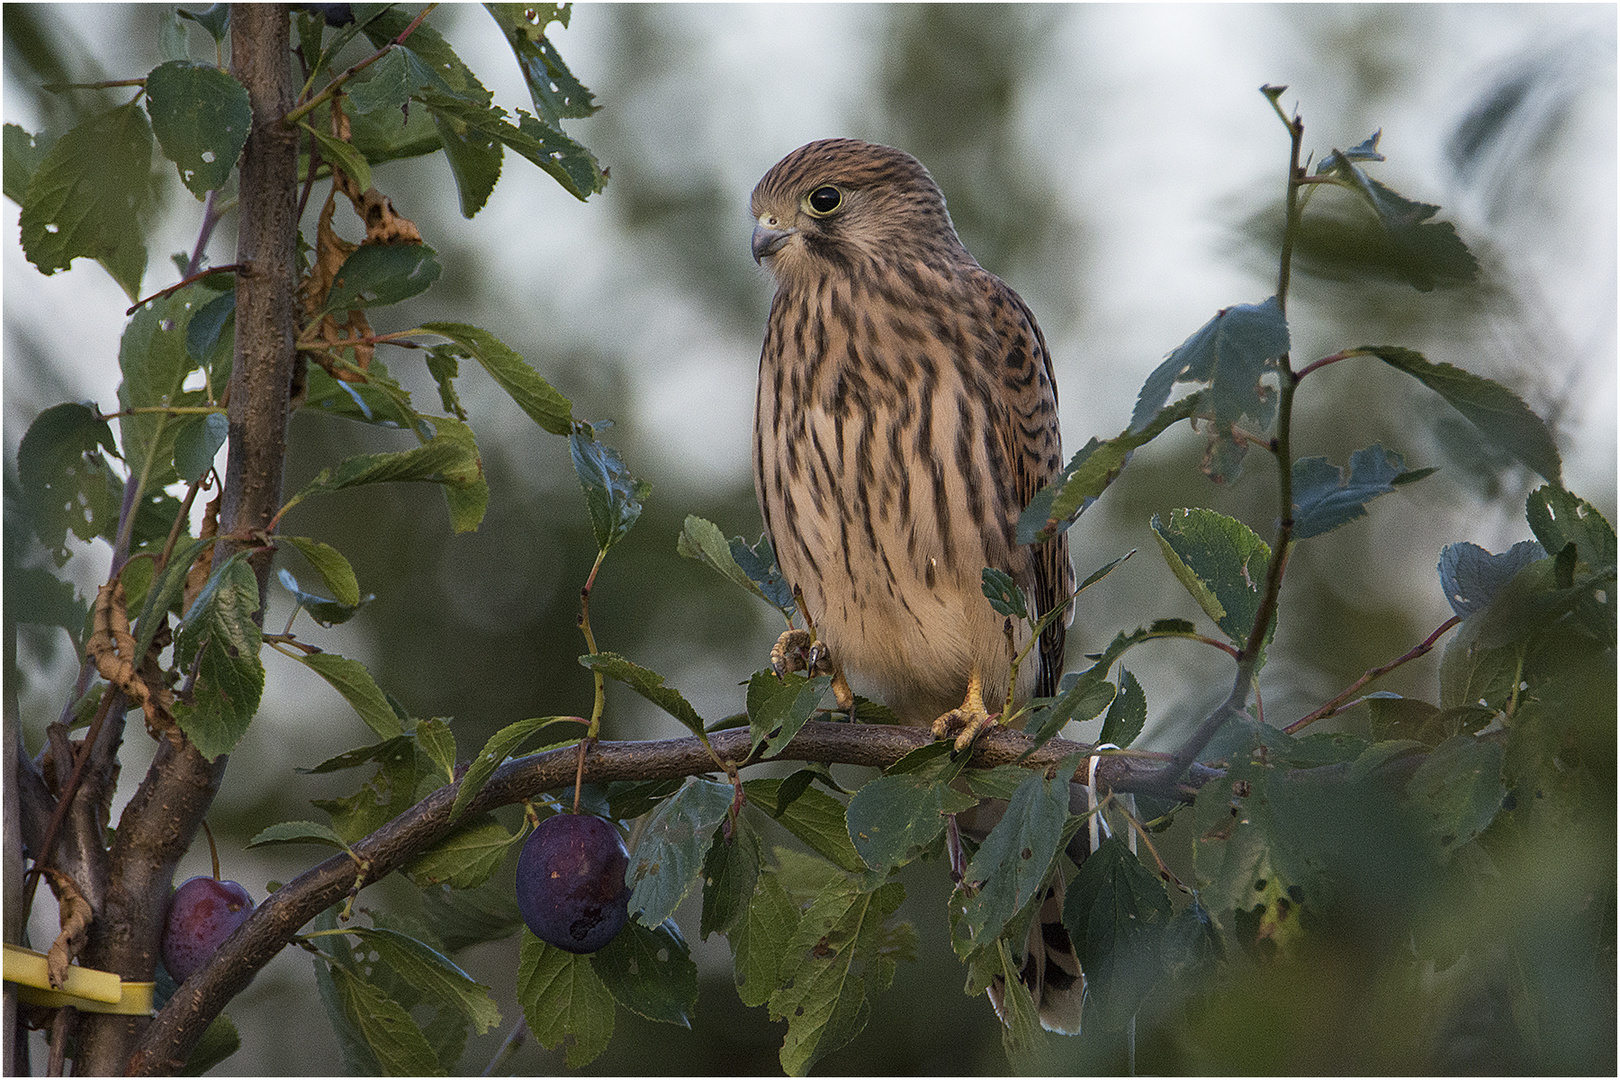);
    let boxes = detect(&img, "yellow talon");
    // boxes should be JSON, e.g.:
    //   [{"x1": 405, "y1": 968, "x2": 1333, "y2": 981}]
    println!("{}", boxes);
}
[{"x1": 933, "y1": 668, "x2": 999, "y2": 752}]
